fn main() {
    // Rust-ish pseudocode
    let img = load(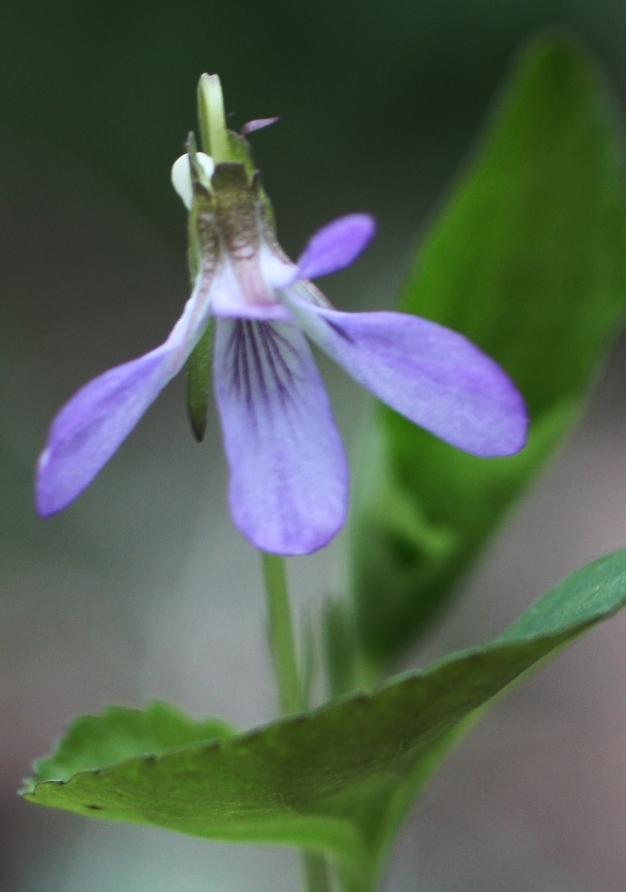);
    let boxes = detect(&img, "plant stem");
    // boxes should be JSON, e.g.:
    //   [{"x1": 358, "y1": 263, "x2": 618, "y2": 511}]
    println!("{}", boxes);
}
[
  {"x1": 303, "y1": 853, "x2": 333, "y2": 892},
  {"x1": 260, "y1": 552, "x2": 332, "y2": 892},
  {"x1": 261, "y1": 552, "x2": 301, "y2": 715}
]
